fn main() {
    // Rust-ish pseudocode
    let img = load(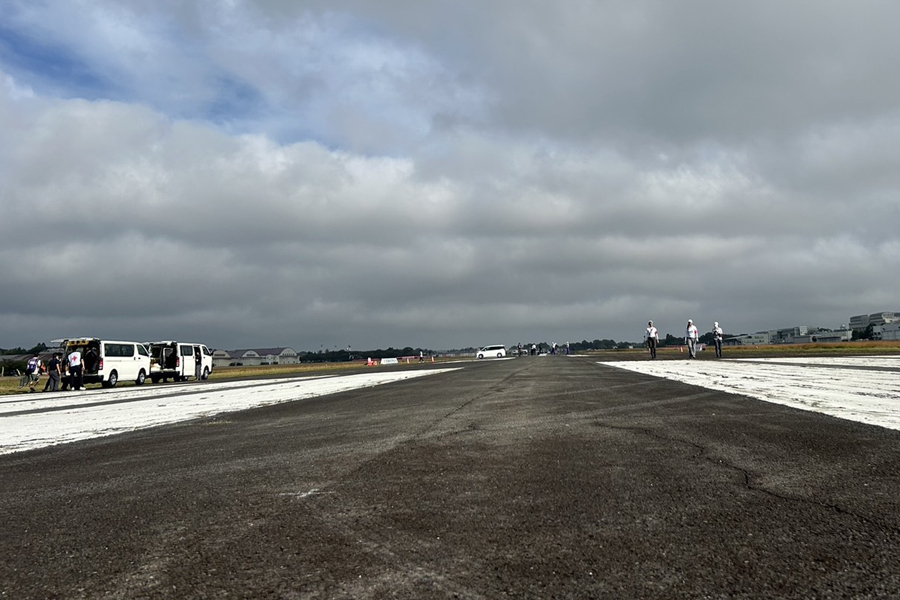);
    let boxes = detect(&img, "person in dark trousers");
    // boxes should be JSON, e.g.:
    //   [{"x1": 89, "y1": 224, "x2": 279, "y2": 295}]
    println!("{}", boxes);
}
[
  {"x1": 712, "y1": 321, "x2": 724, "y2": 358},
  {"x1": 194, "y1": 347, "x2": 203, "y2": 380},
  {"x1": 645, "y1": 321, "x2": 659, "y2": 359},
  {"x1": 68, "y1": 348, "x2": 84, "y2": 391},
  {"x1": 43, "y1": 353, "x2": 62, "y2": 392},
  {"x1": 60, "y1": 354, "x2": 70, "y2": 390}
]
